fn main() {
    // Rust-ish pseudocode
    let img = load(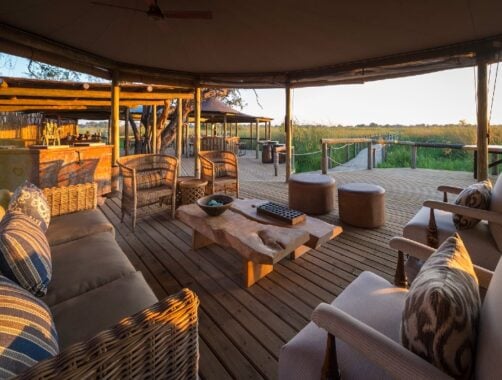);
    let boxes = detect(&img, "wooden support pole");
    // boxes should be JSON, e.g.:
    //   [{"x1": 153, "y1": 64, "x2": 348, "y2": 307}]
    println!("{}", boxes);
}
[
  {"x1": 249, "y1": 122, "x2": 253, "y2": 150},
  {"x1": 367, "y1": 141, "x2": 372, "y2": 170},
  {"x1": 111, "y1": 72, "x2": 120, "y2": 165},
  {"x1": 255, "y1": 120, "x2": 260, "y2": 159},
  {"x1": 321, "y1": 143, "x2": 328, "y2": 174},
  {"x1": 194, "y1": 87, "x2": 201, "y2": 178},
  {"x1": 477, "y1": 62, "x2": 489, "y2": 181},
  {"x1": 176, "y1": 98, "x2": 183, "y2": 175},
  {"x1": 152, "y1": 104, "x2": 157, "y2": 154},
  {"x1": 285, "y1": 86, "x2": 293, "y2": 181},
  {"x1": 184, "y1": 121, "x2": 189, "y2": 158},
  {"x1": 124, "y1": 108, "x2": 130, "y2": 156},
  {"x1": 223, "y1": 115, "x2": 228, "y2": 150},
  {"x1": 411, "y1": 145, "x2": 417, "y2": 169}
]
